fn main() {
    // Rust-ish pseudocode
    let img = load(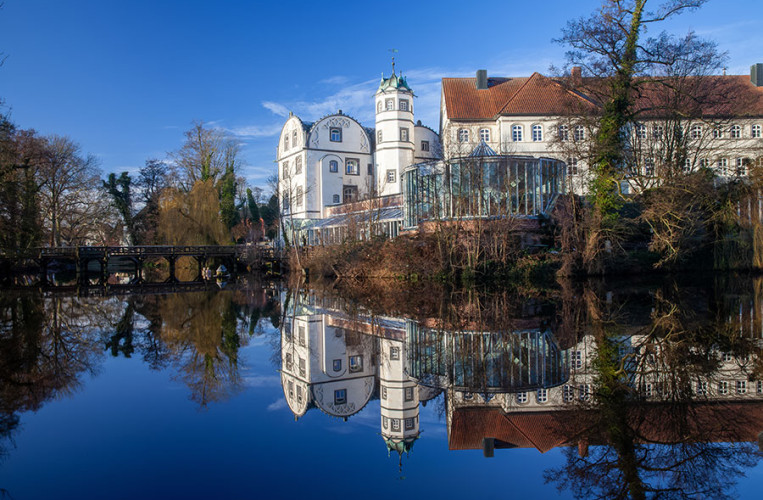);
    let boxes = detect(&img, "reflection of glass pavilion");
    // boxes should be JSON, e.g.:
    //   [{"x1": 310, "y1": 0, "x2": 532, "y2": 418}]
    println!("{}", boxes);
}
[{"x1": 406, "y1": 321, "x2": 570, "y2": 394}]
